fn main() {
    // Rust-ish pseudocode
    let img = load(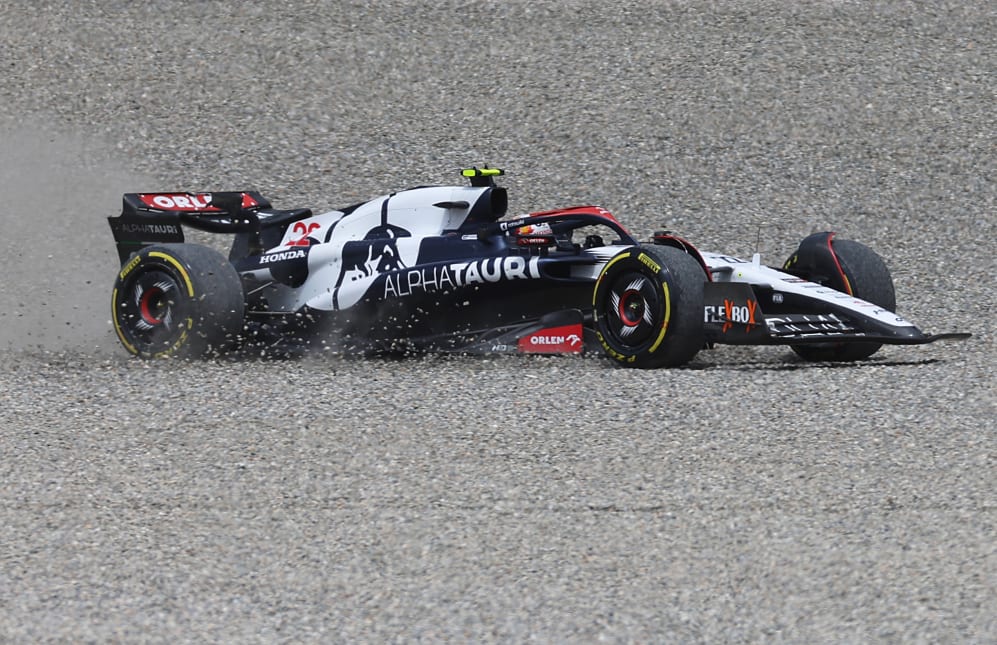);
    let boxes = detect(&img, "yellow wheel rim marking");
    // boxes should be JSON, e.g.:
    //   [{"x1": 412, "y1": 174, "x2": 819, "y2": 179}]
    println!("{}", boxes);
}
[
  {"x1": 593, "y1": 253, "x2": 630, "y2": 309},
  {"x1": 648, "y1": 281, "x2": 670, "y2": 353},
  {"x1": 148, "y1": 251, "x2": 194, "y2": 297}
]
